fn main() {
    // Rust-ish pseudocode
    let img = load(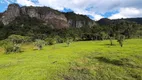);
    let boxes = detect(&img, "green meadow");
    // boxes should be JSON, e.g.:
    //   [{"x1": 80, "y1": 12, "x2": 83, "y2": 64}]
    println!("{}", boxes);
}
[{"x1": 0, "y1": 39, "x2": 142, "y2": 80}]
